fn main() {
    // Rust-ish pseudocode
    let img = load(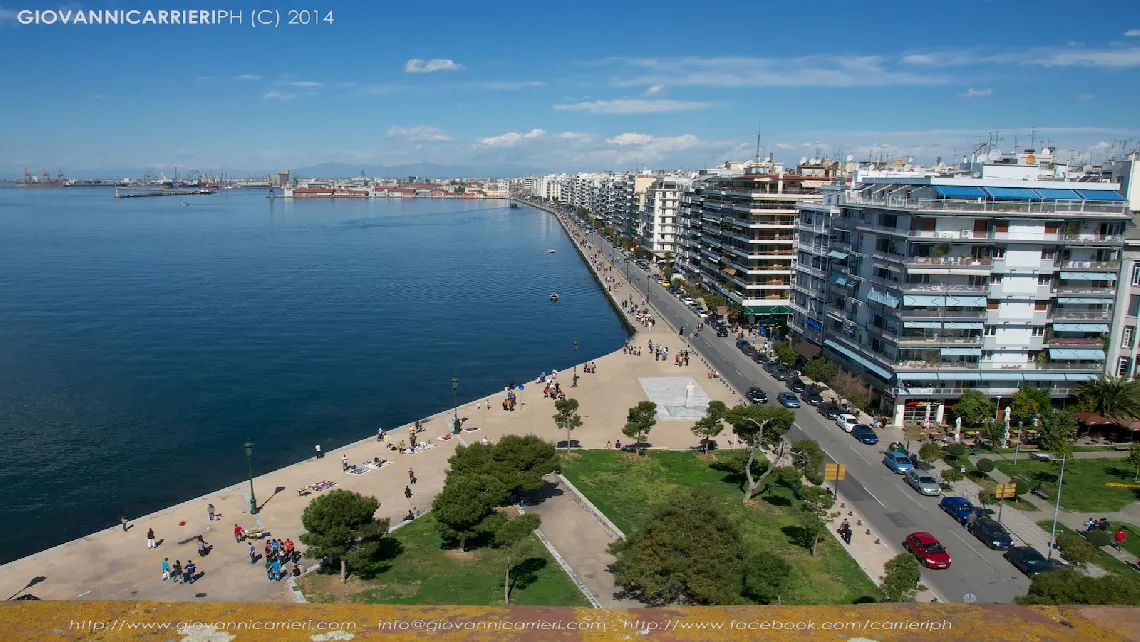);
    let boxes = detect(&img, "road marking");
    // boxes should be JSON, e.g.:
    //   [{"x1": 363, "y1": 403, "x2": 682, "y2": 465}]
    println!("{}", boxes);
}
[
  {"x1": 900, "y1": 489, "x2": 929, "y2": 510},
  {"x1": 861, "y1": 487, "x2": 888, "y2": 509}
]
